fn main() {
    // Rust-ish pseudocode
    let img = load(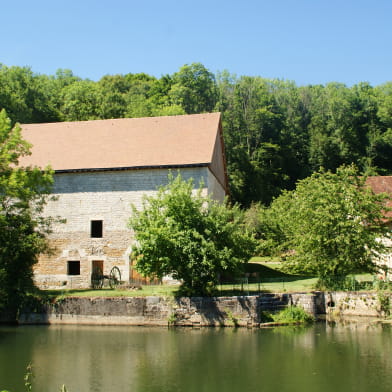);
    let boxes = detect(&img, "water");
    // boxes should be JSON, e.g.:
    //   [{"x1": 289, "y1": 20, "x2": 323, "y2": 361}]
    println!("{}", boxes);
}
[{"x1": 1, "y1": 322, "x2": 391, "y2": 392}]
